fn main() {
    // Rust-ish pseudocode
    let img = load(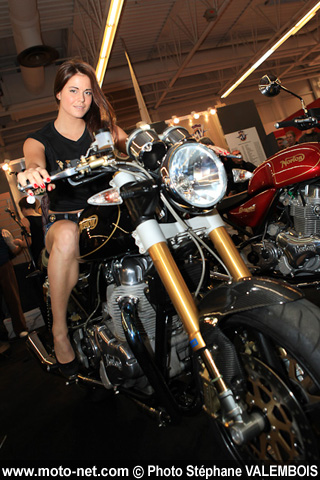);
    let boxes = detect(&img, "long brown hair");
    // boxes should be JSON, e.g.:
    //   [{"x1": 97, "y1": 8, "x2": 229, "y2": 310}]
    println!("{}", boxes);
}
[{"x1": 54, "y1": 58, "x2": 116, "y2": 139}]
